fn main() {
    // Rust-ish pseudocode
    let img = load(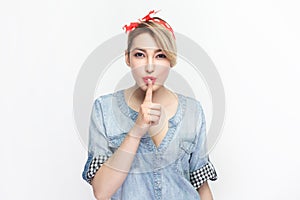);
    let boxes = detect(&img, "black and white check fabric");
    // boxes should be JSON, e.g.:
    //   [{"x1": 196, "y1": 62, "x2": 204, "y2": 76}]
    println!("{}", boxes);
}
[
  {"x1": 87, "y1": 155, "x2": 109, "y2": 184},
  {"x1": 190, "y1": 162, "x2": 218, "y2": 189}
]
